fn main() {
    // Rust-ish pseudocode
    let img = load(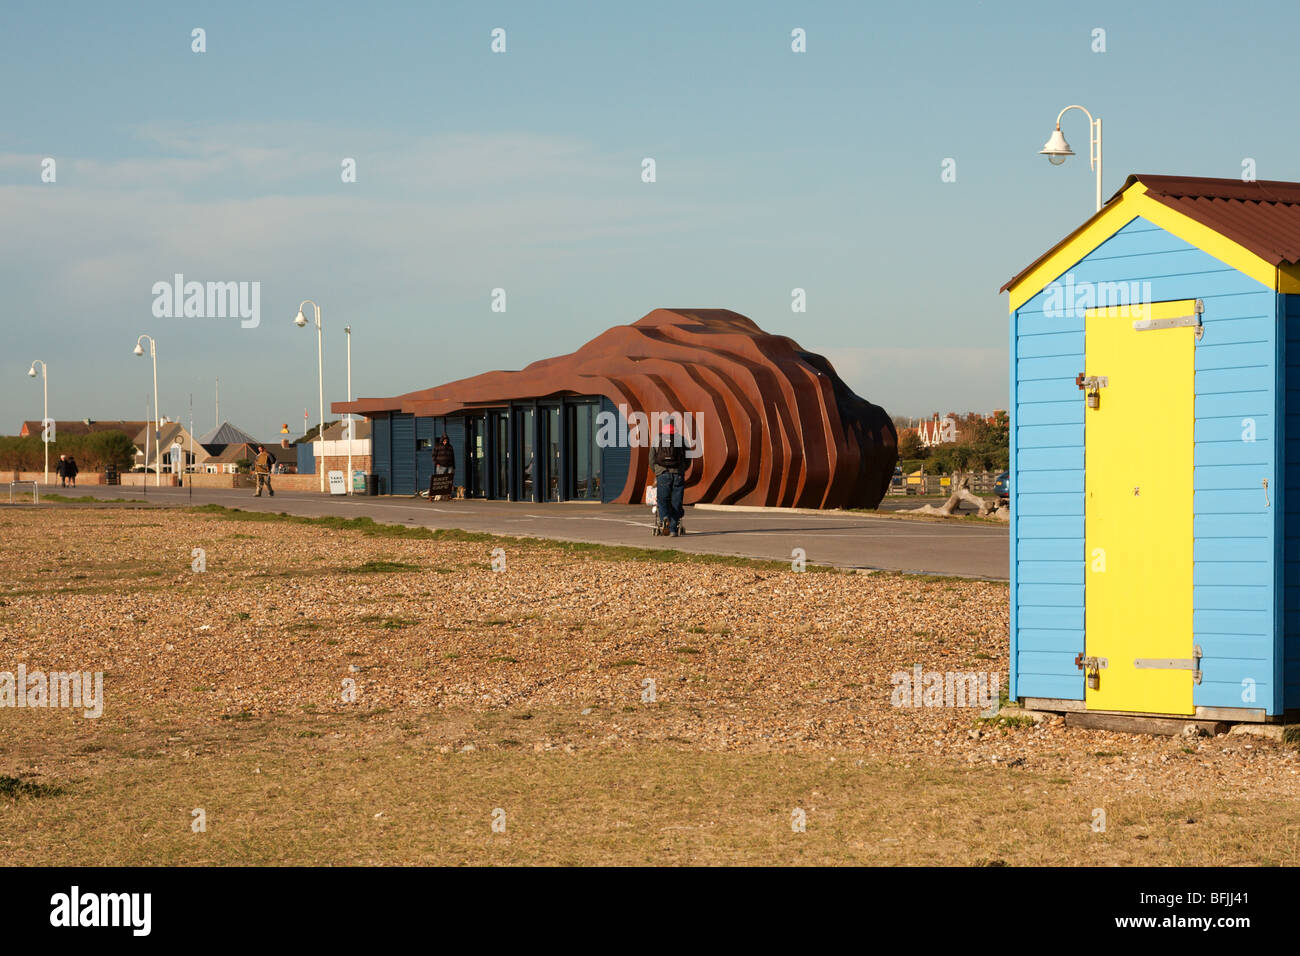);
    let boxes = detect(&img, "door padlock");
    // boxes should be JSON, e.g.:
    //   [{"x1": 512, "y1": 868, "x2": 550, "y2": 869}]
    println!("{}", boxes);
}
[
  {"x1": 1075, "y1": 653, "x2": 1108, "y2": 690},
  {"x1": 1075, "y1": 373, "x2": 1107, "y2": 410}
]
